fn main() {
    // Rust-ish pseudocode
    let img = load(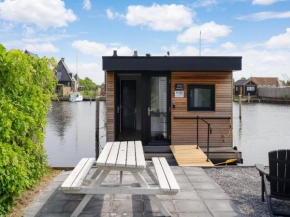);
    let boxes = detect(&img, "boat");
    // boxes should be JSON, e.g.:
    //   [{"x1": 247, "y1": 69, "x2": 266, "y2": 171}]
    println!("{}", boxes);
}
[{"x1": 69, "y1": 92, "x2": 83, "y2": 102}]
